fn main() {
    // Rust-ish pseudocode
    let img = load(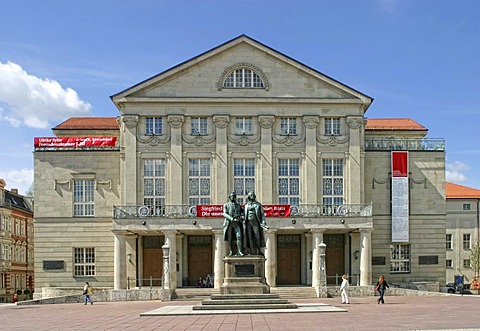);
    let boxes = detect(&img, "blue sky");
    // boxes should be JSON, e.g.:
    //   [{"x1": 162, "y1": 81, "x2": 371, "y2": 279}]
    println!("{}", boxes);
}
[{"x1": 0, "y1": 0, "x2": 479, "y2": 195}]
